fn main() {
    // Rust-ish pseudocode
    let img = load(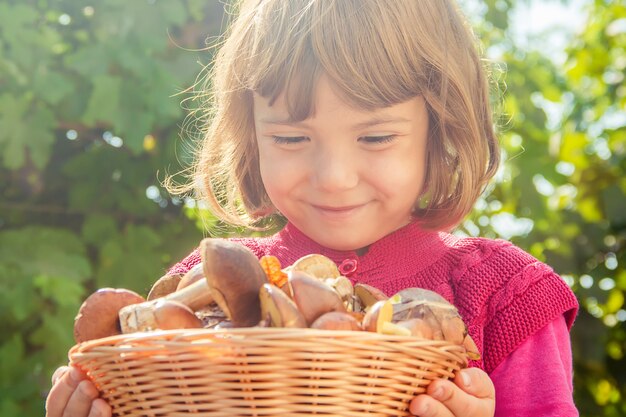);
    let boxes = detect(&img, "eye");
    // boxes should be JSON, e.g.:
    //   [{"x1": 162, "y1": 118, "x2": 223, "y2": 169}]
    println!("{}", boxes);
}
[
  {"x1": 359, "y1": 135, "x2": 397, "y2": 144},
  {"x1": 271, "y1": 135, "x2": 309, "y2": 145}
]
